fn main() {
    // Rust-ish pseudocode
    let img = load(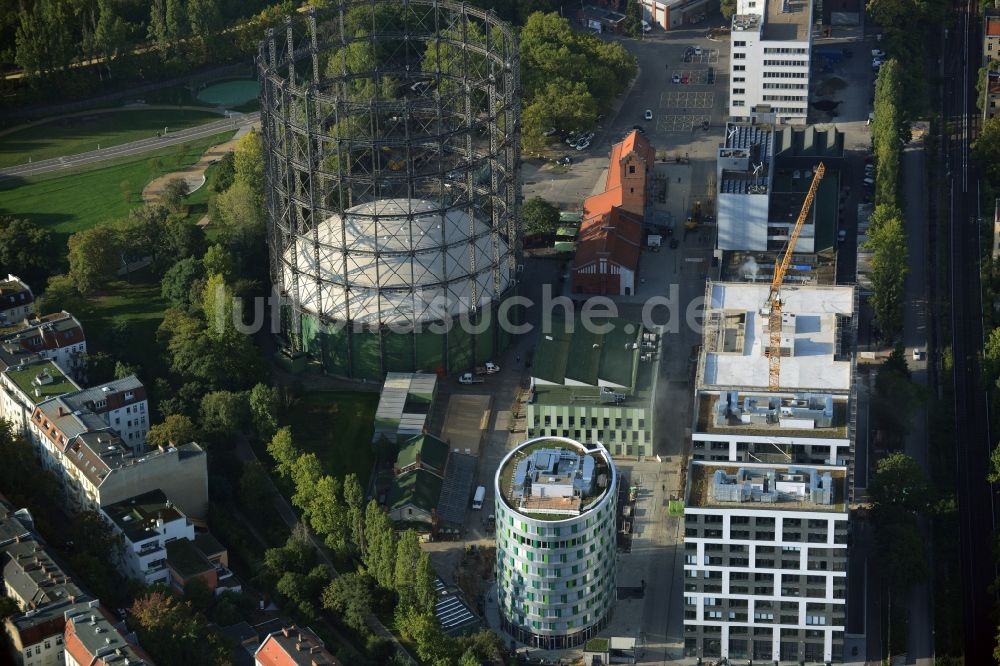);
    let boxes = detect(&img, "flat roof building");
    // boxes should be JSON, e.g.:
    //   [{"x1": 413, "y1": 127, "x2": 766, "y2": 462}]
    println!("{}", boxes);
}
[
  {"x1": 372, "y1": 372, "x2": 438, "y2": 444},
  {"x1": 527, "y1": 315, "x2": 660, "y2": 458},
  {"x1": 103, "y1": 490, "x2": 195, "y2": 586},
  {"x1": 684, "y1": 281, "x2": 857, "y2": 663},
  {"x1": 683, "y1": 461, "x2": 849, "y2": 662},
  {"x1": 494, "y1": 437, "x2": 618, "y2": 648},
  {"x1": 729, "y1": 0, "x2": 814, "y2": 124}
]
